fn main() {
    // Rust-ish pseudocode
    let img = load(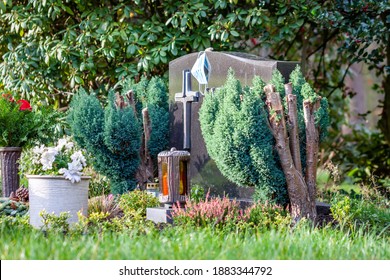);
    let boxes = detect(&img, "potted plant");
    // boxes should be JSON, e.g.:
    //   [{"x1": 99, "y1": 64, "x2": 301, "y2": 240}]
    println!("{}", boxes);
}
[
  {"x1": 0, "y1": 93, "x2": 35, "y2": 197},
  {"x1": 20, "y1": 136, "x2": 90, "y2": 228}
]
